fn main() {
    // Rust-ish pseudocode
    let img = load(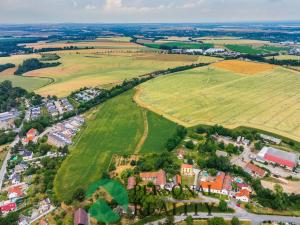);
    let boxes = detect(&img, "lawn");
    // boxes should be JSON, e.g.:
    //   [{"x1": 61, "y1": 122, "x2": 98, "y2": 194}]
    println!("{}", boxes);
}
[
  {"x1": 54, "y1": 89, "x2": 145, "y2": 201},
  {"x1": 136, "y1": 63, "x2": 300, "y2": 142},
  {"x1": 225, "y1": 44, "x2": 267, "y2": 54},
  {"x1": 140, "y1": 110, "x2": 178, "y2": 153},
  {"x1": 259, "y1": 45, "x2": 289, "y2": 53},
  {"x1": 23, "y1": 51, "x2": 208, "y2": 97}
]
